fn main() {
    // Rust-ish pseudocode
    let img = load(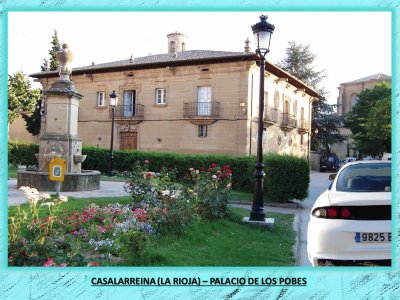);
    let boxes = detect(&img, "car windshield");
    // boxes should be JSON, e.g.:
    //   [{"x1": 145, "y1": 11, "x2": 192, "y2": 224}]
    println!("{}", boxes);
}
[{"x1": 336, "y1": 163, "x2": 391, "y2": 192}]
